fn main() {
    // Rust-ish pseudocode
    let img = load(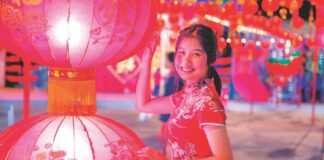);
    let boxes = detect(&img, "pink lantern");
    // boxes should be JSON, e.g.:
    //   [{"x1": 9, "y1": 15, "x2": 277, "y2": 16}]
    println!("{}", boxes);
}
[
  {"x1": 0, "y1": 0, "x2": 157, "y2": 159},
  {"x1": 0, "y1": 114, "x2": 144, "y2": 159},
  {"x1": 0, "y1": 0, "x2": 156, "y2": 68}
]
